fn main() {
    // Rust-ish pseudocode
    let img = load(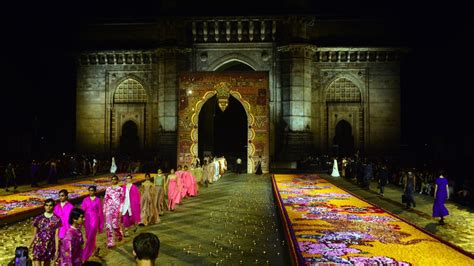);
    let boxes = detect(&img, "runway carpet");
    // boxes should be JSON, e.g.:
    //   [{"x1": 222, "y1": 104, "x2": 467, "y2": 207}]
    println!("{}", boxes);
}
[
  {"x1": 272, "y1": 174, "x2": 474, "y2": 265},
  {"x1": 0, "y1": 173, "x2": 146, "y2": 222}
]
